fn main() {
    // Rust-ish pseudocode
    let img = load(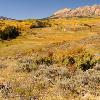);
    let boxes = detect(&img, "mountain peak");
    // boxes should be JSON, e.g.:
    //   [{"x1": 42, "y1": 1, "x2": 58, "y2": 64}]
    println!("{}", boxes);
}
[
  {"x1": 51, "y1": 5, "x2": 100, "y2": 18},
  {"x1": 53, "y1": 8, "x2": 71, "y2": 15}
]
